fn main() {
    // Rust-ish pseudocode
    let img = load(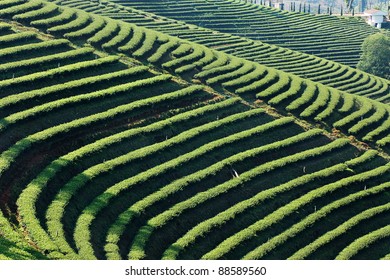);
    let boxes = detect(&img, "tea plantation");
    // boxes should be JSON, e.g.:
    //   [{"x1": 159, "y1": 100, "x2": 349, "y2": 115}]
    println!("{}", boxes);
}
[{"x1": 0, "y1": 0, "x2": 389, "y2": 260}]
